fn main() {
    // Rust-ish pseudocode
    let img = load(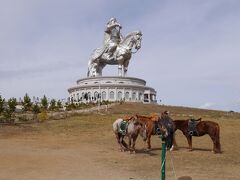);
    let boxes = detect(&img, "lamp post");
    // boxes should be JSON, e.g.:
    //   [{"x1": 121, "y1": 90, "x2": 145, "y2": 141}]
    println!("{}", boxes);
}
[
  {"x1": 161, "y1": 138, "x2": 166, "y2": 180},
  {"x1": 98, "y1": 82, "x2": 101, "y2": 112}
]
